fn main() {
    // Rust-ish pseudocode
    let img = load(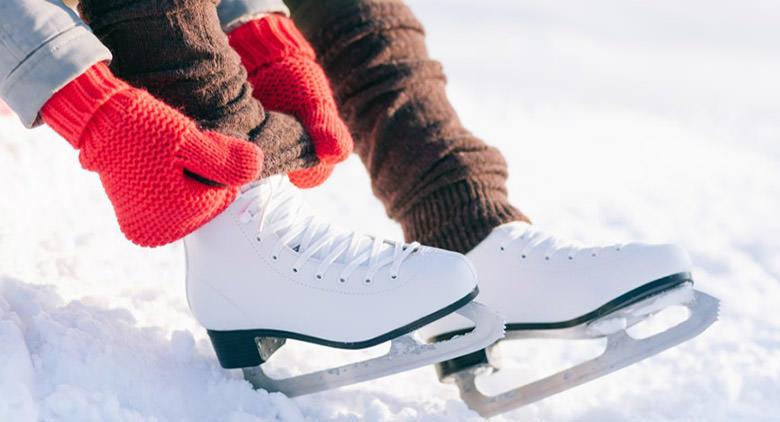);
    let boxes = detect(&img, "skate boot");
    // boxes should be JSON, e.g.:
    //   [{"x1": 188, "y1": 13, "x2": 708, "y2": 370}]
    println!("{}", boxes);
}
[
  {"x1": 183, "y1": 176, "x2": 504, "y2": 396},
  {"x1": 419, "y1": 222, "x2": 719, "y2": 417}
]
